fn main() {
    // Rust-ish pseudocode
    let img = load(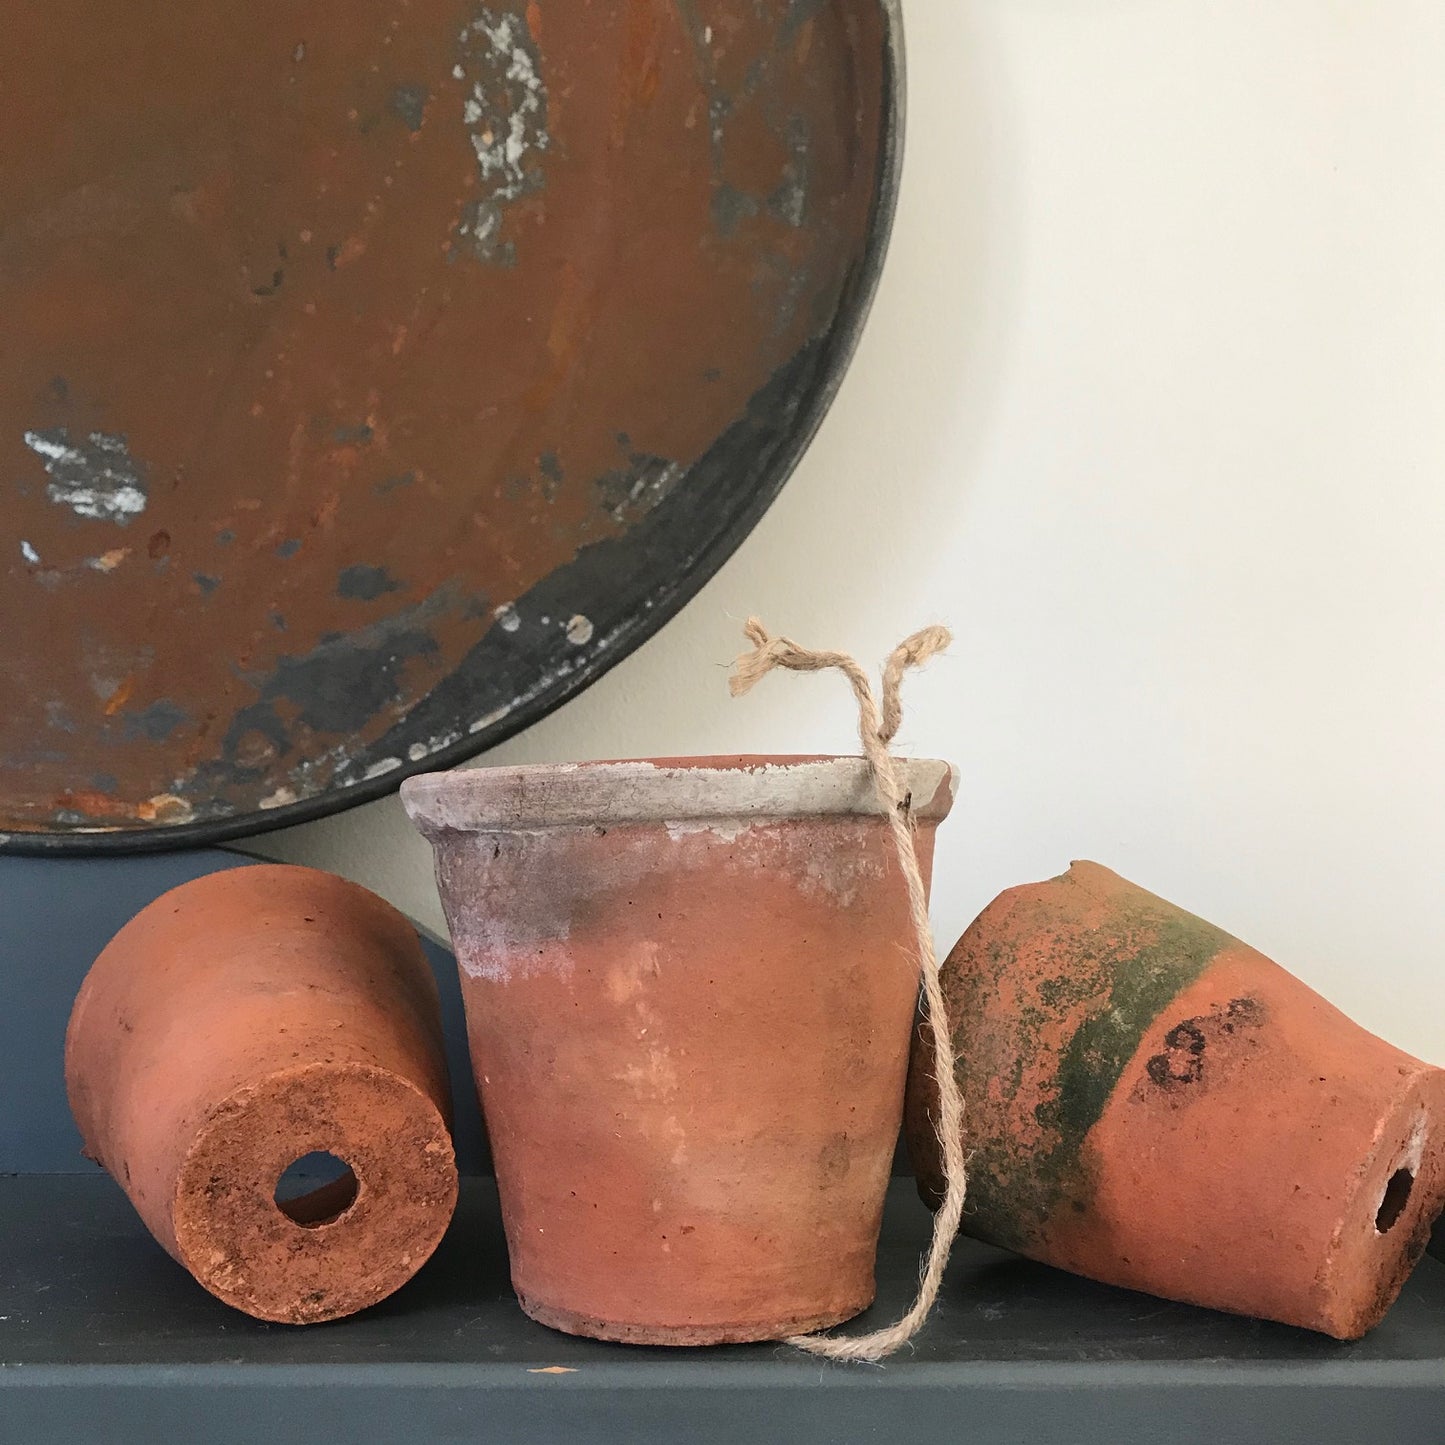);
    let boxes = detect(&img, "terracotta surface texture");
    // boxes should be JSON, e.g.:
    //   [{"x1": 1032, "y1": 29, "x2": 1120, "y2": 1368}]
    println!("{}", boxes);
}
[
  {"x1": 65, "y1": 864, "x2": 458, "y2": 1324},
  {"x1": 906, "y1": 861, "x2": 1445, "y2": 1339},
  {"x1": 1, "y1": 1, "x2": 888, "y2": 844},
  {"x1": 405, "y1": 755, "x2": 956, "y2": 1345}
]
